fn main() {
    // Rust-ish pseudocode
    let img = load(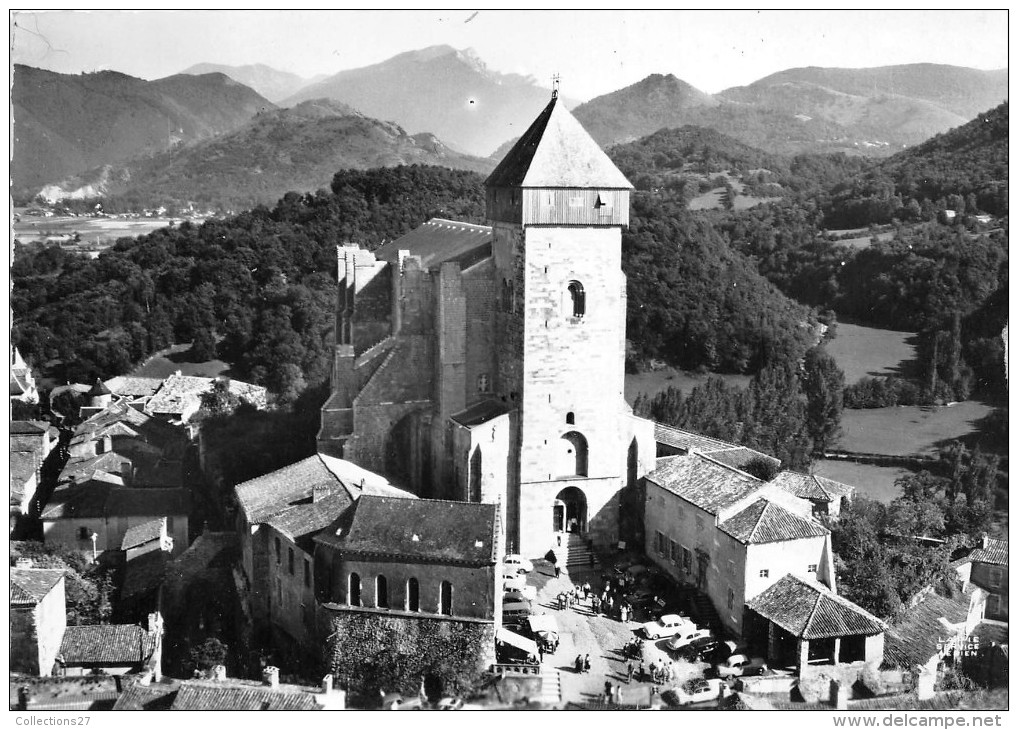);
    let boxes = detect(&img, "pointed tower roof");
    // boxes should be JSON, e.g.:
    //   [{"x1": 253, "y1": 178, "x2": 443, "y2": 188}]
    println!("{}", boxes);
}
[
  {"x1": 485, "y1": 95, "x2": 632, "y2": 189},
  {"x1": 87, "y1": 378, "x2": 113, "y2": 397}
]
